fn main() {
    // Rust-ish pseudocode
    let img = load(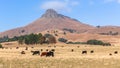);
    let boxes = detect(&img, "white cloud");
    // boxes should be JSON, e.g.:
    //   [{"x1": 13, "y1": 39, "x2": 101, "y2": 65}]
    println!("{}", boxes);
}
[
  {"x1": 40, "y1": 0, "x2": 79, "y2": 12},
  {"x1": 104, "y1": 0, "x2": 120, "y2": 4}
]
